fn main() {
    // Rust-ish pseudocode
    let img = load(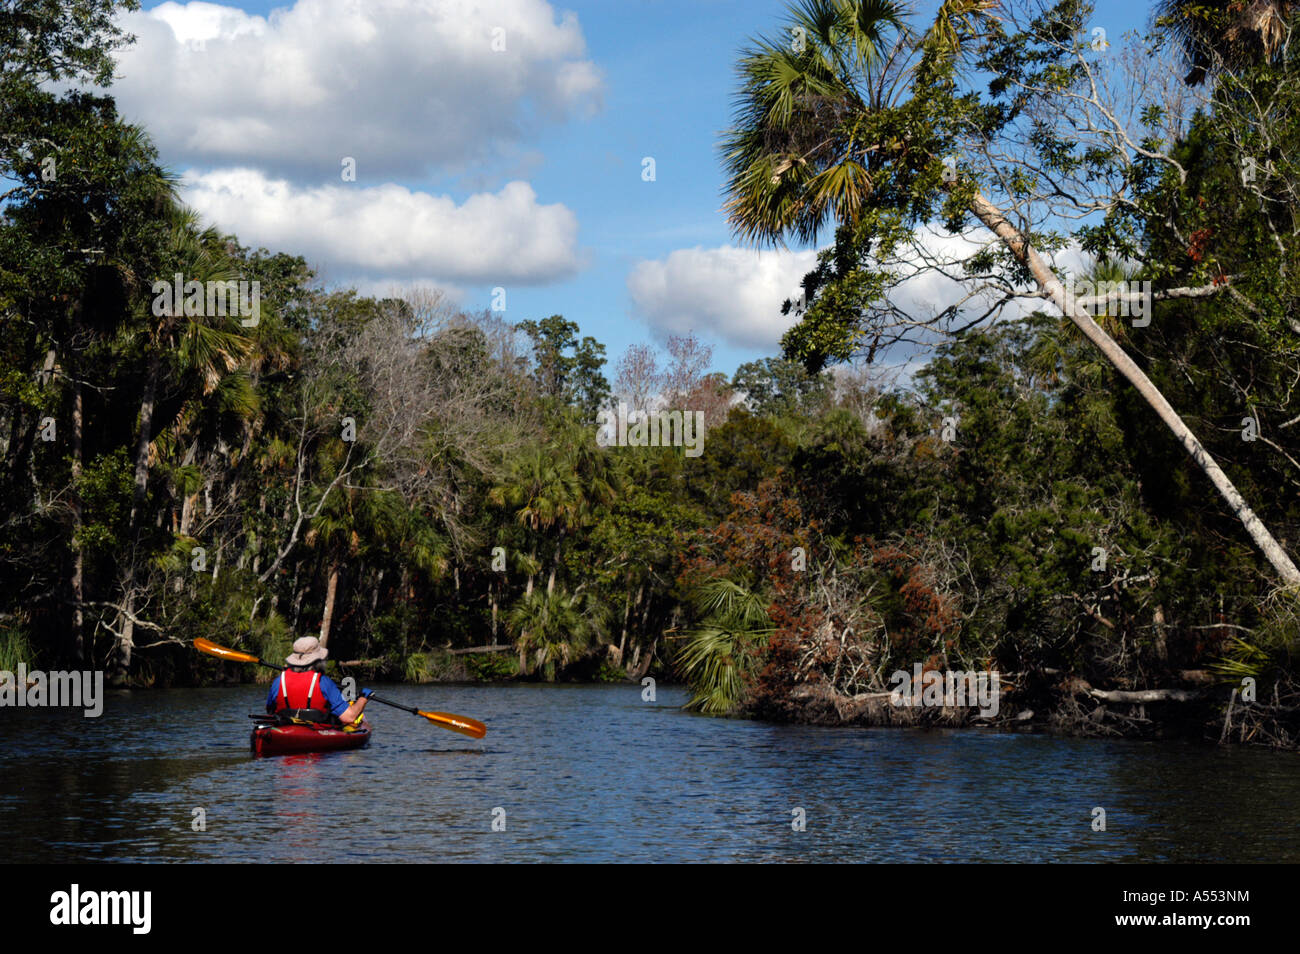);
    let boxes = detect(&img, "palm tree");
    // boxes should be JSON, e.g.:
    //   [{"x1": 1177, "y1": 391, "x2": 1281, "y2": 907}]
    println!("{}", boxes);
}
[
  {"x1": 489, "y1": 444, "x2": 582, "y2": 596},
  {"x1": 129, "y1": 205, "x2": 253, "y2": 524},
  {"x1": 1154, "y1": 0, "x2": 1295, "y2": 85},
  {"x1": 678, "y1": 578, "x2": 775, "y2": 713},
  {"x1": 720, "y1": 0, "x2": 1300, "y2": 585},
  {"x1": 506, "y1": 586, "x2": 605, "y2": 680},
  {"x1": 304, "y1": 485, "x2": 404, "y2": 647},
  {"x1": 721, "y1": 0, "x2": 907, "y2": 246},
  {"x1": 113, "y1": 204, "x2": 255, "y2": 675},
  {"x1": 392, "y1": 509, "x2": 449, "y2": 652},
  {"x1": 490, "y1": 445, "x2": 580, "y2": 535},
  {"x1": 547, "y1": 419, "x2": 618, "y2": 592}
]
